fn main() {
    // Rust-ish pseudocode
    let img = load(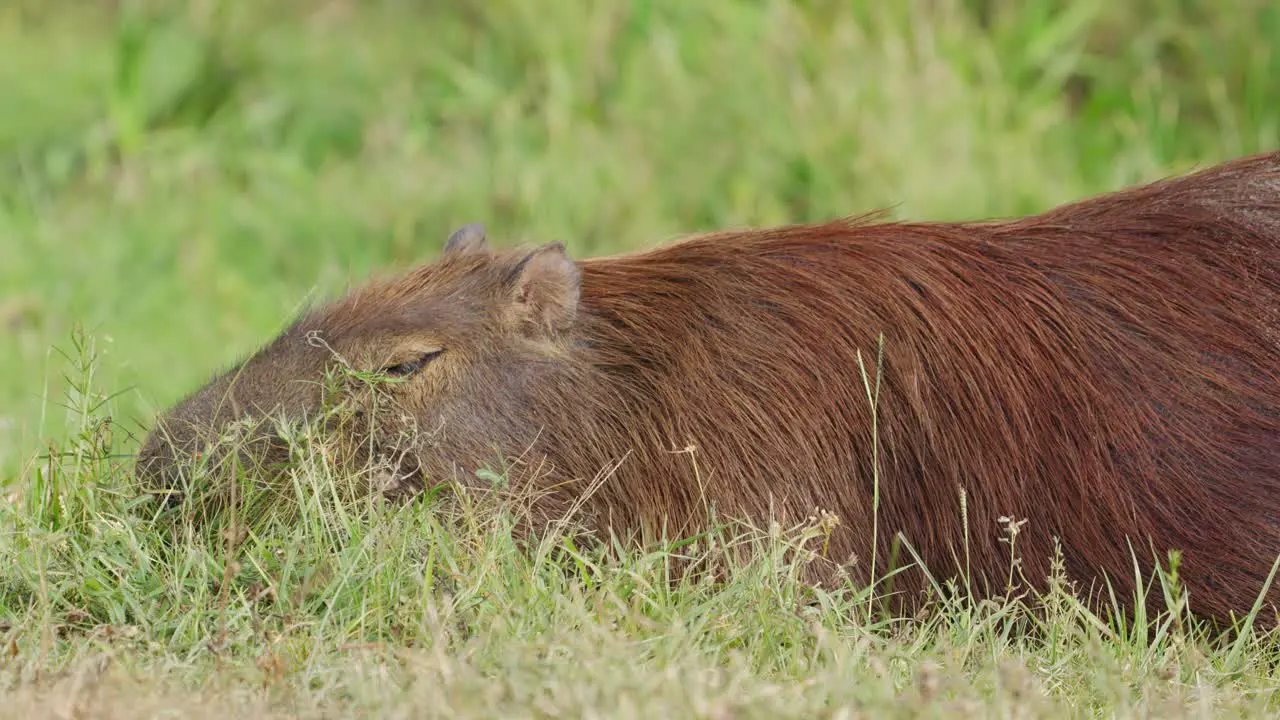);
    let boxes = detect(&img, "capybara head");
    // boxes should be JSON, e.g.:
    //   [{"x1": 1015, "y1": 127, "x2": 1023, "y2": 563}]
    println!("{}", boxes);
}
[{"x1": 135, "y1": 224, "x2": 593, "y2": 507}]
